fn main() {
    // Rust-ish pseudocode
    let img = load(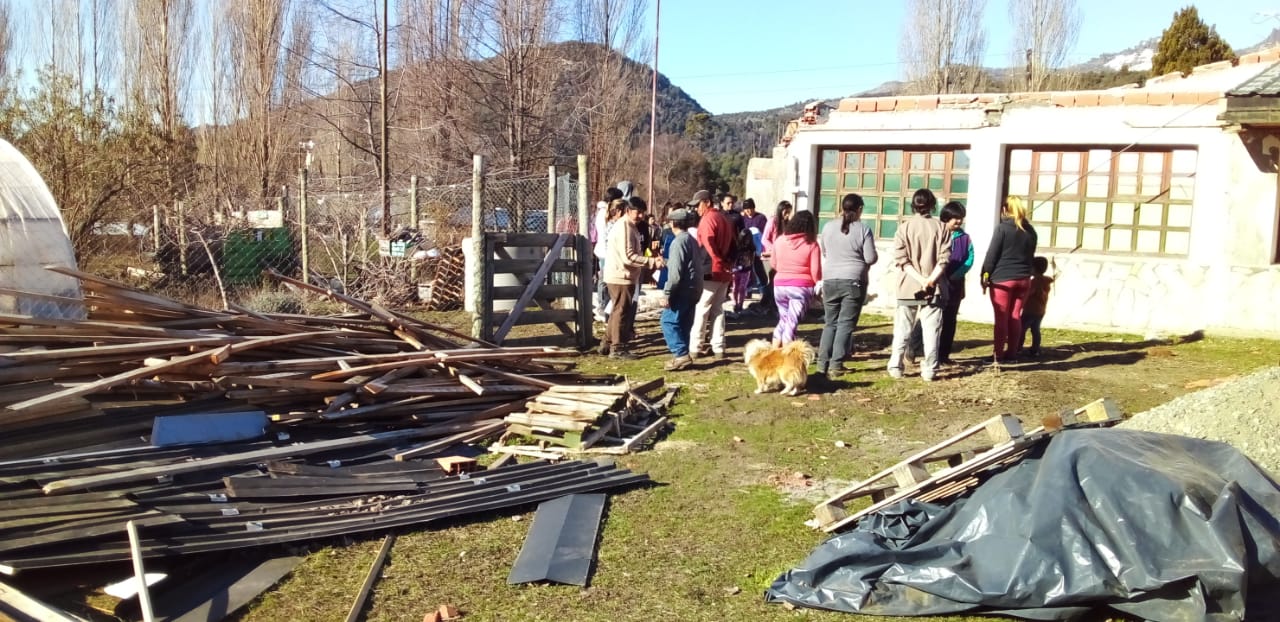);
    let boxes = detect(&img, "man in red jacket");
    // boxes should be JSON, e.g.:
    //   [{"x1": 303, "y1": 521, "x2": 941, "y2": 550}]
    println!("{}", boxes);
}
[{"x1": 688, "y1": 190, "x2": 734, "y2": 360}]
